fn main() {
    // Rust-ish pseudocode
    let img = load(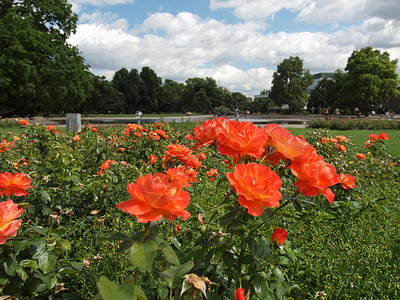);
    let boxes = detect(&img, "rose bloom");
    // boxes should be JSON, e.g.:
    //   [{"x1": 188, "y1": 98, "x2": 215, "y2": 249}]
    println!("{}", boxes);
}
[
  {"x1": 235, "y1": 288, "x2": 246, "y2": 300},
  {"x1": 116, "y1": 173, "x2": 190, "y2": 223},
  {"x1": 165, "y1": 144, "x2": 193, "y2": 162},
  {"x1": 149, "y1": 155, "x2": 157, "y2": 165},
  {"x1": 91, "y1": 127, "x2": 98, "y2": 132},
  {"x1": 166, "y1": 165, "x2": 198, "y2": 187},
  {"x1": 19, "y1": 119, "x2": 29, "y2": 126},
  {"x1": 186, "y1": 117, "x2": 226, "y2": 148},
  {"x1": 72, "y1": 135, "x2": 80, "y2": 141},
  {"x1": 379, "y1": 132, "x2": 389, "y2": 140},
  {"x1": 226, "y1": 163, "x2": 282, "y2": 216},
  {"x1": 217, "y1": 120, "x2": 266, "y2": 158},
  {"x1": 0, "y1": 172, "x2": 33, "y2": 197},
  {"x1": 336, "y1": 144, "x2": 346, "y2": 152},
  {"x1": 289, "y1": 153, "x2": 340, "y2": 203},
  {"x1": 364, "y1": 140, "x2": 374, "y2": 149},
  {"x1": 47, "y1": 125, "x2": 56, "y2": 131},
  {"x1": 336, "y1": 135, "x2": 349, "y2": 142},
  {"x1": 0, "y1": 199, "x2": 24, "y2": 244},
  {"x1": 271, "y1": 228, "x2": 287, "y2": 246},
  {"x1": 207, "y1": 168, "x2": 219, "y2": 177},
  {"x1": 356, "y1": 153, "x2": 366, "y2": 160},
  {"x1": 340, "y1": 173, "x2": 356, "y2": 190},
  {"x1": 182, "y1": 155, "x2": 202, "y2": 169}
]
